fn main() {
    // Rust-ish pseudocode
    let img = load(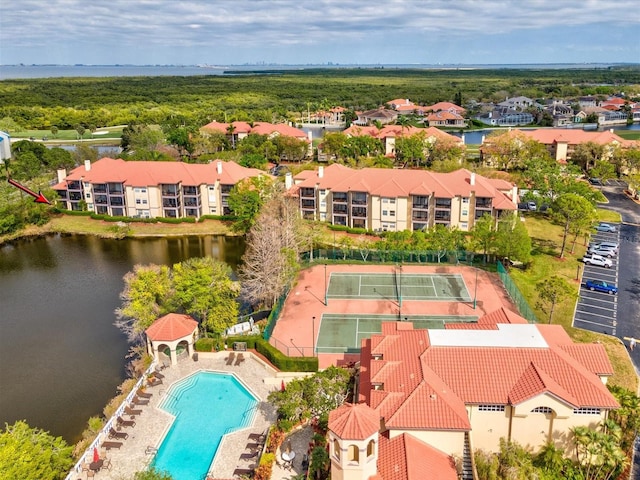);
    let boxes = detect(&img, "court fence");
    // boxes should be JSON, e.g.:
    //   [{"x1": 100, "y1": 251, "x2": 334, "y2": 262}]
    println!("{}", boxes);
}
[
  {"x1": 263, "y1": 250, "x2": 539, "y2": 342},
  {"x1": 496, "y1": 260, "x2": 539, "y2": 324}
]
